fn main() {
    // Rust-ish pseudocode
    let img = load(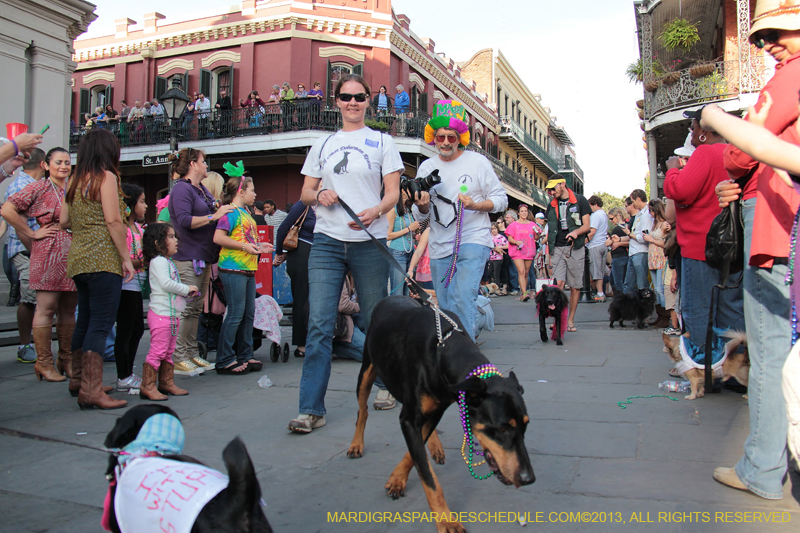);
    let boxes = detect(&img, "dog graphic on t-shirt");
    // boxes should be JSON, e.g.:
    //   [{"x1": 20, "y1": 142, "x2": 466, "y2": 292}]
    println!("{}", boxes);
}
[{"x1": 333, "y1": 152, "x2": 350, "y2": 174}]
